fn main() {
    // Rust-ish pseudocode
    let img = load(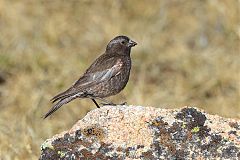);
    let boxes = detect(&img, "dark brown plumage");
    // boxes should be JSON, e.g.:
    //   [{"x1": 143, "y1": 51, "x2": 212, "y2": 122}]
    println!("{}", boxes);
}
[{"x1": 44, "y1": 35, "x2": 137, "y2": 118}]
